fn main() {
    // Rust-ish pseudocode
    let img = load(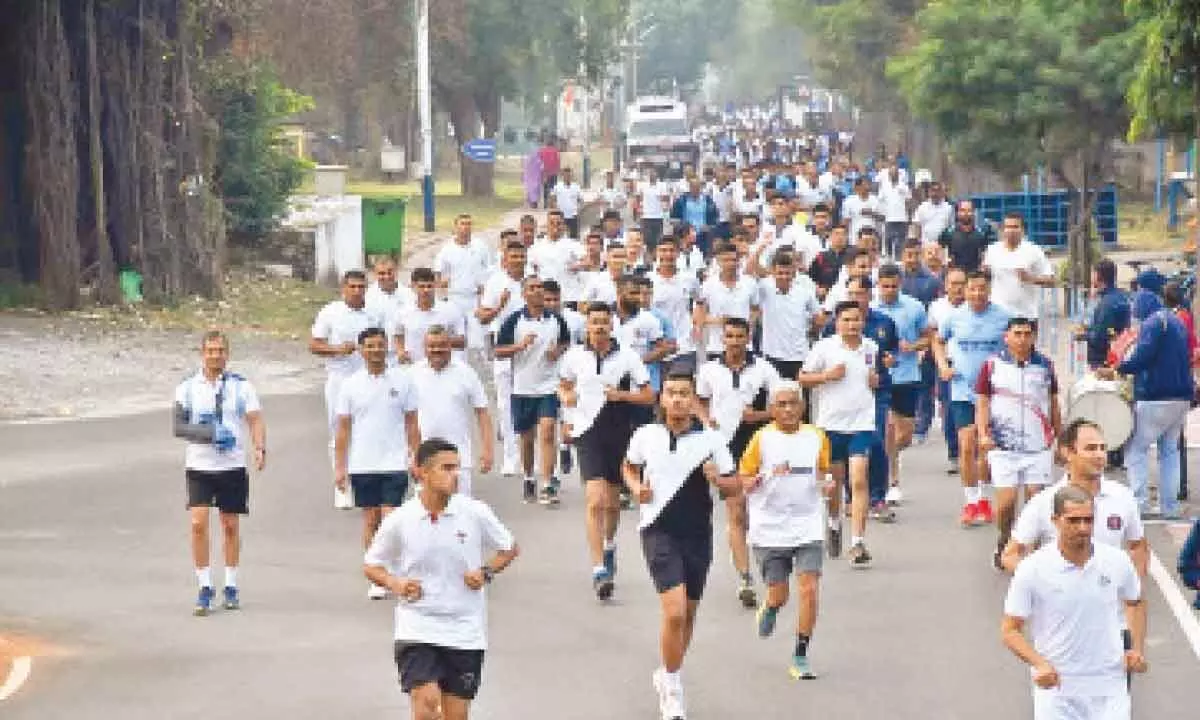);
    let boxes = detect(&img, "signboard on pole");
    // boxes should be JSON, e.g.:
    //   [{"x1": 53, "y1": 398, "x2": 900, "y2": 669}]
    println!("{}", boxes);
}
[{"x1": 462, "y1": 138, "x2": 497, "y2": 164}]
